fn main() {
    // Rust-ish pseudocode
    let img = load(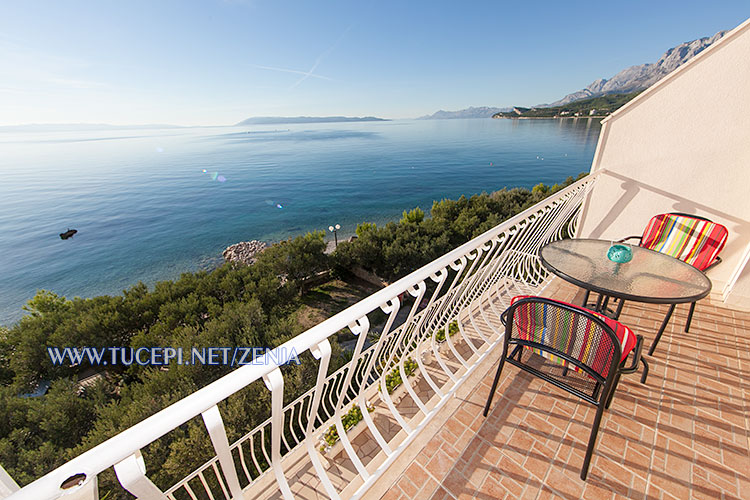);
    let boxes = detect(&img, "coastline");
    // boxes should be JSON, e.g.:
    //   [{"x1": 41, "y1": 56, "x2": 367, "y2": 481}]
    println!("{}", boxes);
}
[
  {"x1": 0, "y1": 119, "x2": 600, "y2": 326},
  {"x1": 492, "y1": 116, "x2": 608, "y2": 120}
]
